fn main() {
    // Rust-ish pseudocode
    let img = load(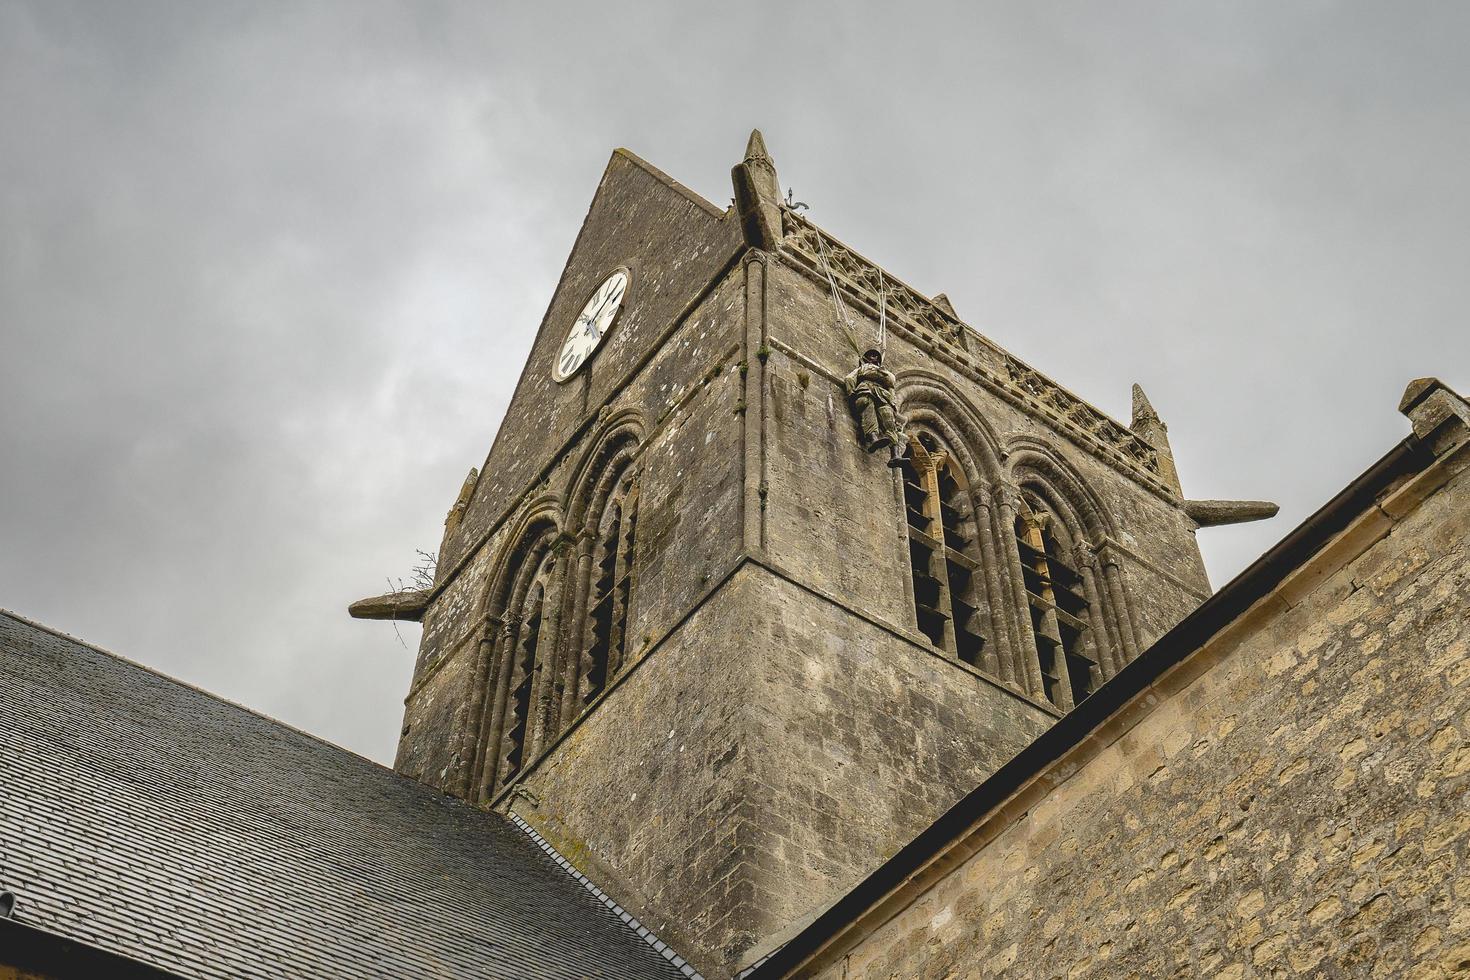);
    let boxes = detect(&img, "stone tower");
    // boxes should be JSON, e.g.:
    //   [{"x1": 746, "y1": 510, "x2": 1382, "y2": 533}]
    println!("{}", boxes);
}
[{"x1": 364, "y1": 133, "x2": 1272, "y2": 978}]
